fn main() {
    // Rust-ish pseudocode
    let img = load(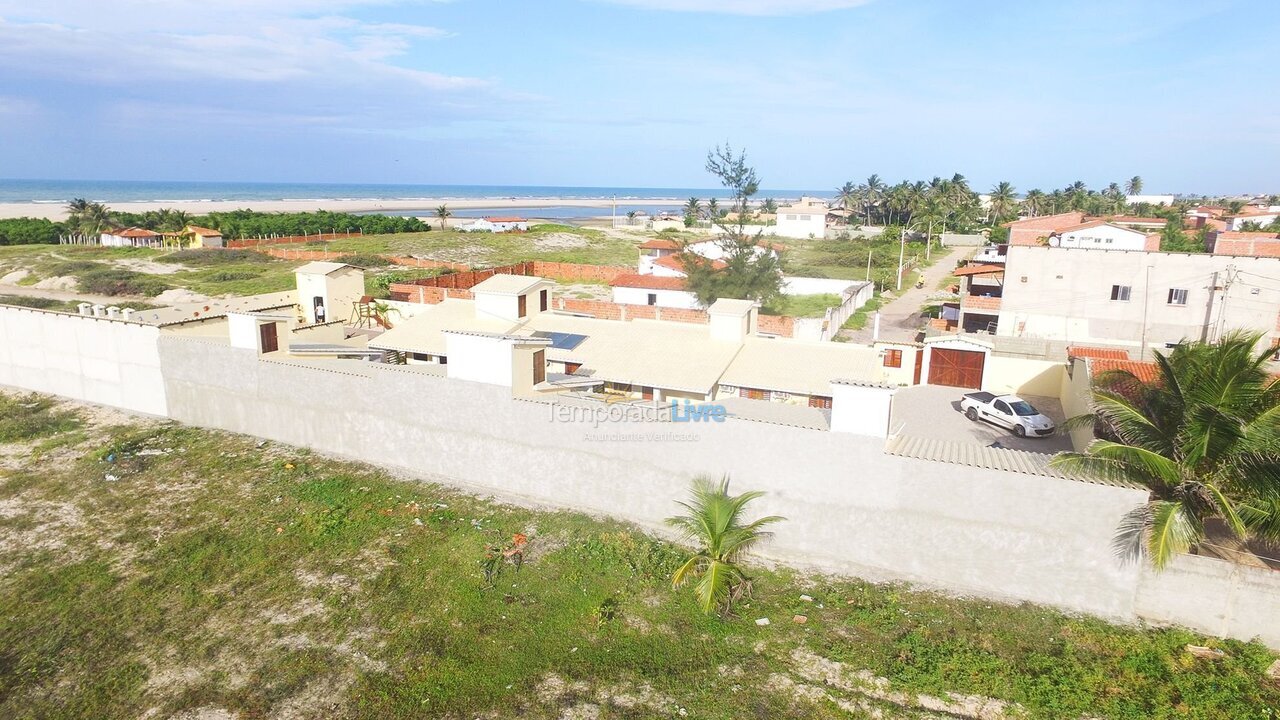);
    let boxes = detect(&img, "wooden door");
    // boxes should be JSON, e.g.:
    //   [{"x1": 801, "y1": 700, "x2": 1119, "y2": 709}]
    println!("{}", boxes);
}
[
  {"x1": 258, "y1": 323, "x2": 278, "y2": 353},
  {"x1": 927, "y1": 348, "x2": 985, "y2": 388},
  {"x1": 532, "y1": 349, "x2": 545, "y2": 384},
  {"x1": 912, "y1": 348, "x2": 924, "y2": 385},
  {"x1": 641, "y1": 386, "x2": 653, "y2": 400}
]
